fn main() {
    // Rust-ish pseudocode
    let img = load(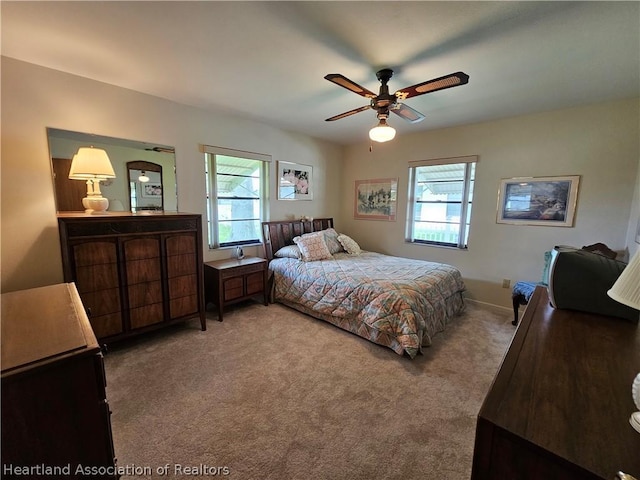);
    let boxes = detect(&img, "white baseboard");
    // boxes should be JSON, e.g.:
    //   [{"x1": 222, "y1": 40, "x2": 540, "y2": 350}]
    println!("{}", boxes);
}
[{"x1": 464, "y1": 298, "x2": 512, "y2": 314}]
